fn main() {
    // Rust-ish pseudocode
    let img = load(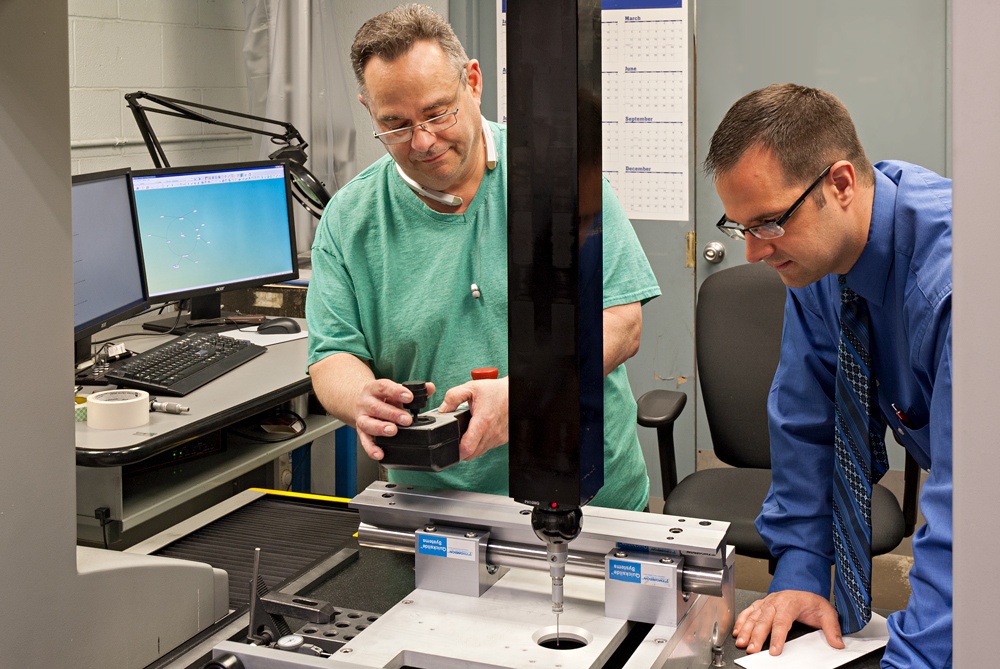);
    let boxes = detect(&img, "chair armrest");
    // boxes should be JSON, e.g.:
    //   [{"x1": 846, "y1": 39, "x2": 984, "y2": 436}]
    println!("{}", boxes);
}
[
  {"x1": 637, "y1": 390, "x2": 688, "y2": 497},
  {"x1": 889, "y1": 431, "x2": 922, "y2": 538},
  {"x1": 902, "y1": 450, "x2": 920, "y2": 537},
  {"x1": 637, "y1": 389, "x2": 687, "y2": 427}
]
